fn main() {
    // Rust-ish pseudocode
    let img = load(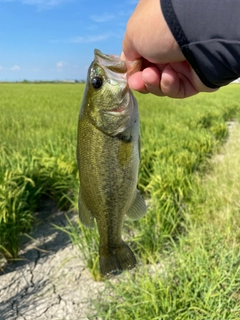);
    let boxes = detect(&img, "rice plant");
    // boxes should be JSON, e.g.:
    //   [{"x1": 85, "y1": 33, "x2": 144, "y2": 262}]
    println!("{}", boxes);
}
[{"x1": 1, "y1": 83, "x2": 240, "y2": 320}]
